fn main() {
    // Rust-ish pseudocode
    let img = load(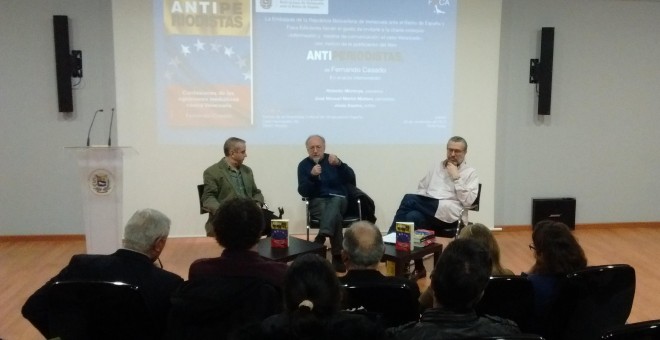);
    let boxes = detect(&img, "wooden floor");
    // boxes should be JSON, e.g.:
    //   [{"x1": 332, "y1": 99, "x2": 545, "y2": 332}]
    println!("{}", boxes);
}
[{"x1": 2, "y1": 227, "x2": 660, "y2": 339}]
